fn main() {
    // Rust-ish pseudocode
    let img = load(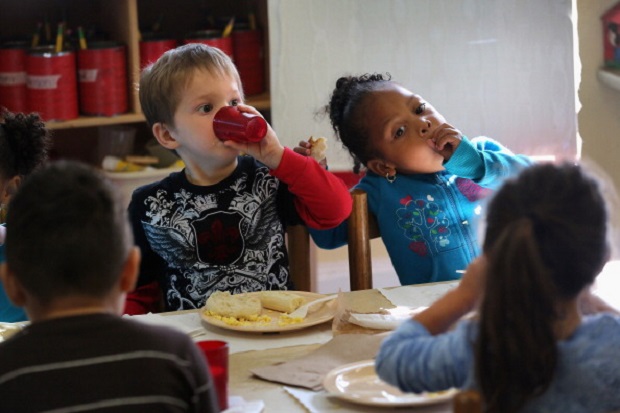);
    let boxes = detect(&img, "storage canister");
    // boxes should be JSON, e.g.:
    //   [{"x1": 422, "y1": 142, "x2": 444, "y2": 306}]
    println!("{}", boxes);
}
[
  {"x1": 139, "y1": 35, "x2": 177, "y2": 69},
  {"x1": 232, "y1": 30, "x2": 264, "y2": 96},
  {"x1": 26, "y1": 46, "x2": 78, "y2": 121},
  {"x1": 0, "y1": 44, "x2": 28, "y2": 112},
  {"x1": 78, "y1": 42, "x2": 128, "y2": 116},
  {"x1": 184, "y1": 30, "x2": 234, "y2": 59}
]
